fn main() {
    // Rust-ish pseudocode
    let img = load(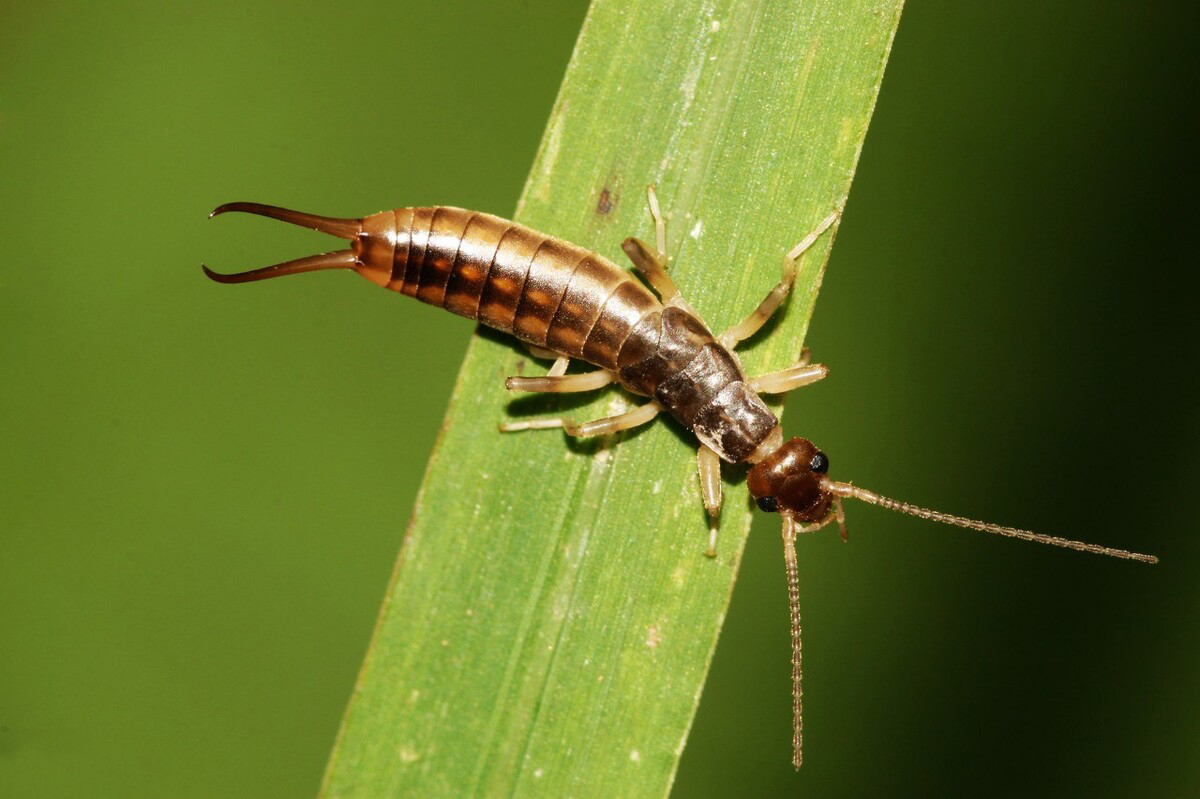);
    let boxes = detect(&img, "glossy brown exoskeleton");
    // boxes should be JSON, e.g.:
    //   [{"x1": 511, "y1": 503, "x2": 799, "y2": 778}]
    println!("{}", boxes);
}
[{"x1": 205, "y1": 187, "x2": 1156, "y2": 769}]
